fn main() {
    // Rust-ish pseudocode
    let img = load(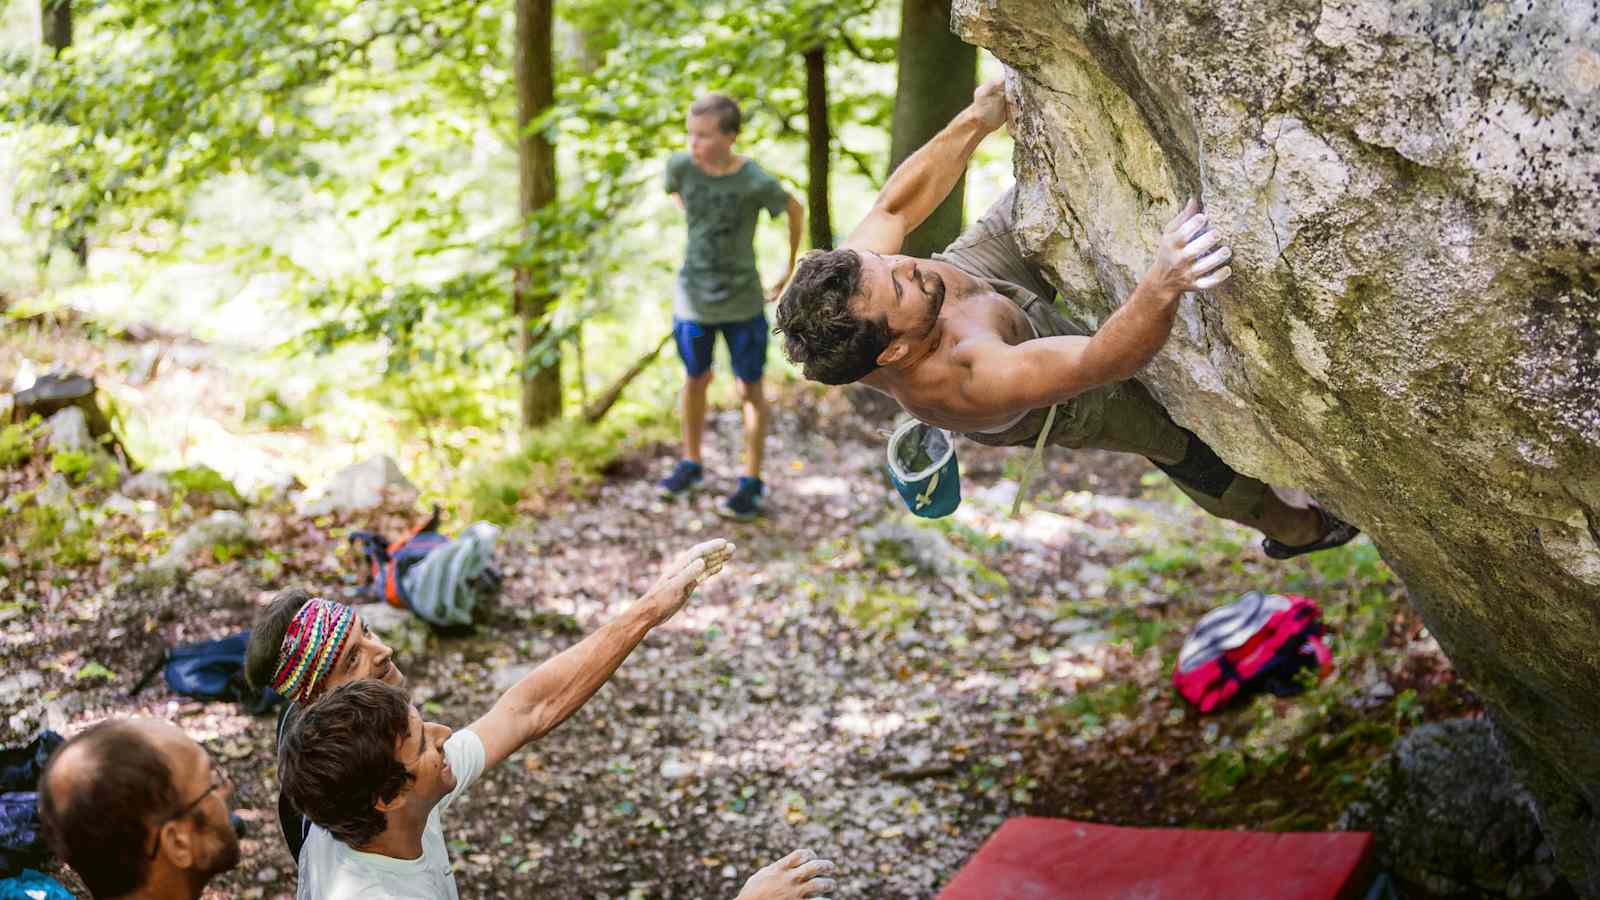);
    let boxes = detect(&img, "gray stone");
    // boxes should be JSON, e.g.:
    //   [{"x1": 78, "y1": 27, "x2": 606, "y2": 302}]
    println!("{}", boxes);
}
[
  {"x1": 46, "y1": 406, "x2": 100, "y2": 454},
  {"x1": 0, "y1": 670, "x2": 43, "y2": 706},
  {"x1": 299, "y1": 455, "x2": 418, "y2": 516},
  {"x1": 157, "y1": 510, "x2": 255, "y2": 567},
  {"x1": 1338, "y1": 719, "x2": 1561, "y2": 898},
  {"x1": 36, "y1": 474, "x2": 71, "y2": 508},
  {"x1": 354, "y1": 602, "x2": 430, "y2": 659},
  {"x1": 954, "y1": 0, "x2": 1600, "y2": 885},
  {"x1": 121, "y1": 470, "x2": 174, "y2": 502}
]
